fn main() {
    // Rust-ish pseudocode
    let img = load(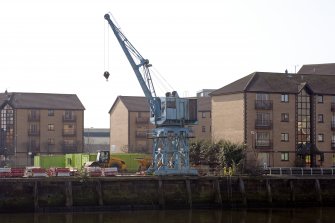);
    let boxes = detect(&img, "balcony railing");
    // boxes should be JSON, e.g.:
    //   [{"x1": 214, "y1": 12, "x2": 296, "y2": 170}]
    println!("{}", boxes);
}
[
  {"x1": 136, "y1": 117, "x2": 149, "y2": 124},
  {"x1": 28, "y1": 115, "x2": 40, "y2": 122},
  {"x1": 63, "y1": 115, "x2": 76, "y2": 122},
  {"x1": 255, "y1": 119, "x2": 272, "y2": 129},
  {"x1": 255, "y1": 140, "x2": 273, "y2": 149},
  {"x1": 28, "y1": 129, "x2": 40, "y2": 136},
  {"x1": 255, "y1": 100, "x2": 273, "y2": 110},
  {"x1": 62, "y1": 129, "x2": 76, "y2": 136}
]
